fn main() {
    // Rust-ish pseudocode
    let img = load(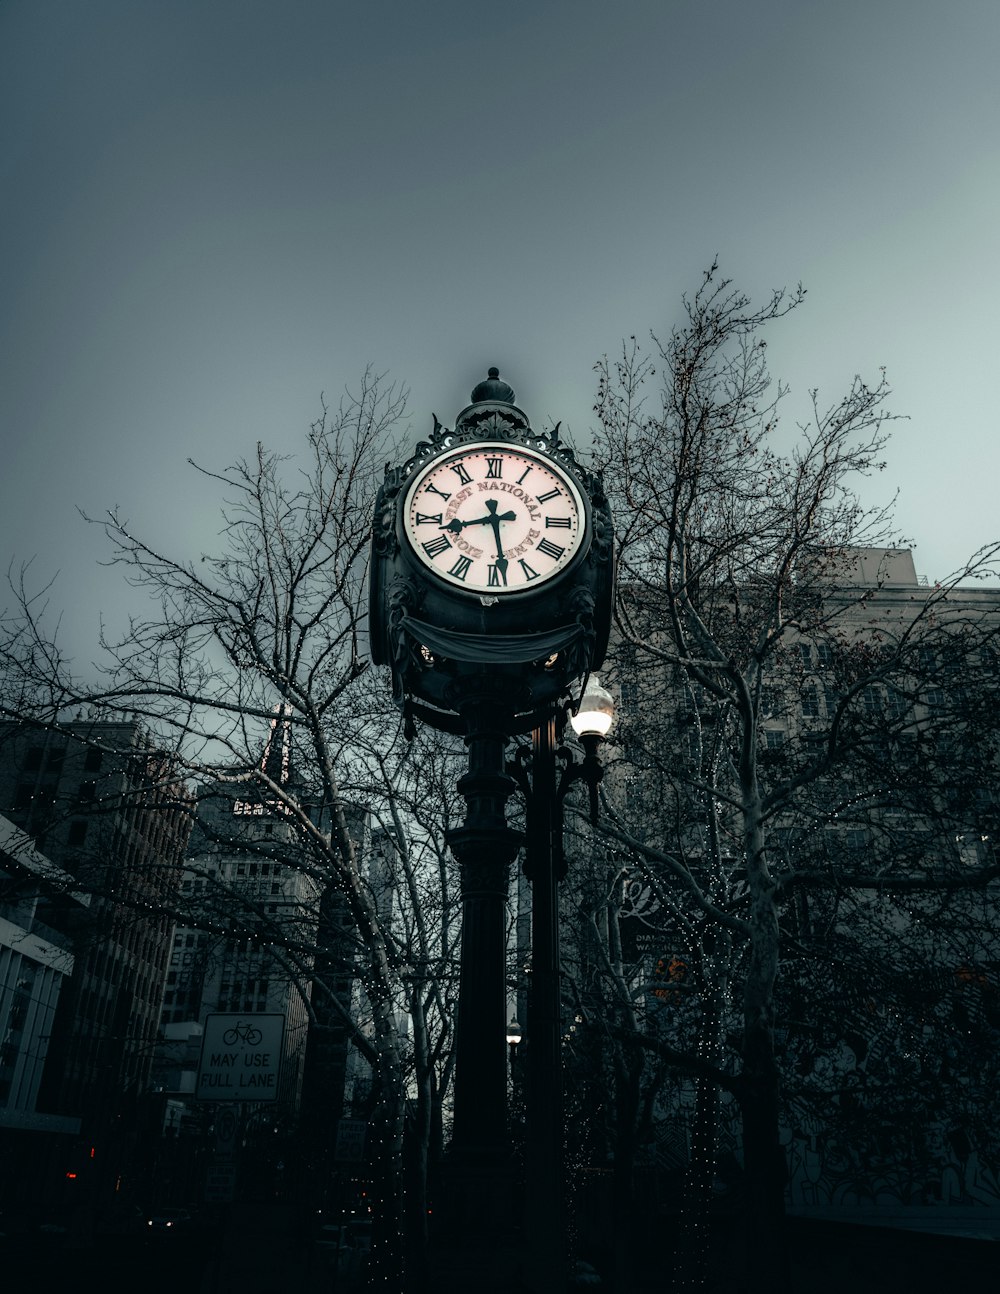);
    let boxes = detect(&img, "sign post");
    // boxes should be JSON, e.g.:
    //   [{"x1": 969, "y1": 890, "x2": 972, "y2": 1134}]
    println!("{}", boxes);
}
[
  {"x1": 196, "y1": 1013, "x2": 285, "y2": 1102},
  {"x1": 334, "y1": 1117, "x2": 368, "y2": 1164}
]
